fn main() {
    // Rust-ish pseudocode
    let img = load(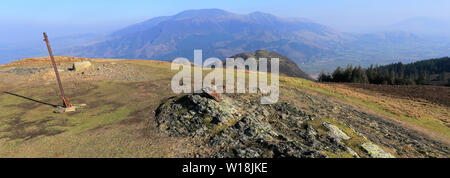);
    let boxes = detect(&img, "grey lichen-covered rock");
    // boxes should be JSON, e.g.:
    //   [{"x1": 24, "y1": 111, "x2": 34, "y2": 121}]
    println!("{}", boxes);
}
[
  {"x1": 156, "y1": 93, "x2": 328, "y2": 158},
  {"x1": 323, "y1": 122, "x2": 350, "y2": 142},
  {"x1": 155, "y1": 94, "x2": 237, "y2": 137},
  {"x1": 361, "y1": 142, "x2": 395, "y2": 158},
  {"x1": 53, "y1": 106, "x2": 77, "y2": 113},
  {"x1": 209, "y1": 116, "x2": 278, "y2": 148},
  {"x1": 155, "y1": 93, "x2": 373, "y2": 158},
  {"x1": 54, "y1": 106, "x2": 66, "y2": 113},
  {"x1": 73, "y1": 61, "x2": 93, "y2": 71}
]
